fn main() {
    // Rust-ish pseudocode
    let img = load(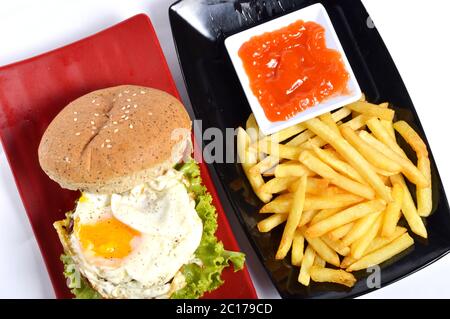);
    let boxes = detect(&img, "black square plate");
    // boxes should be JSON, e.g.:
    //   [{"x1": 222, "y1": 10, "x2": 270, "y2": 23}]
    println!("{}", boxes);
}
[{"x1": 169, "y1": 0, "x2": 450, "y2": 298}]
